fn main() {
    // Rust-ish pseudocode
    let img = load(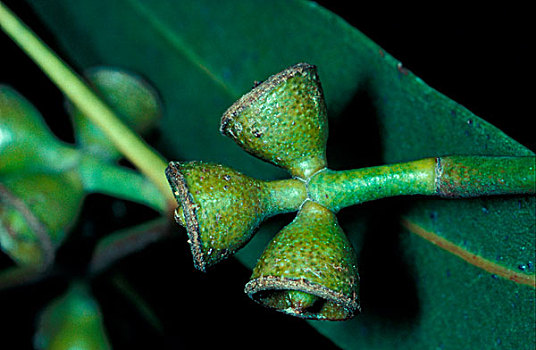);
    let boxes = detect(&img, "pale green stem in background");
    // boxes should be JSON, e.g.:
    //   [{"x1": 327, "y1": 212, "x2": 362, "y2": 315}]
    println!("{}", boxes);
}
[
  {"x1": 90, "y1": 218, "x2": 170, "y2": 275},
  {"x1": 110, "y1": 273, "x2": 165, "y2": 334},
  {"x1": 309, "y1": 156, "x2": 535, "y2": 212},
  {"x1": 78, "y1": 155, "x2": 167, "y2": 213},
  {"x1": 0, "y1": 2, "x2": 174, "y2": 209},
  {"x1": 0, "y1": 265, "x2": 46, "y2": 290}
]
